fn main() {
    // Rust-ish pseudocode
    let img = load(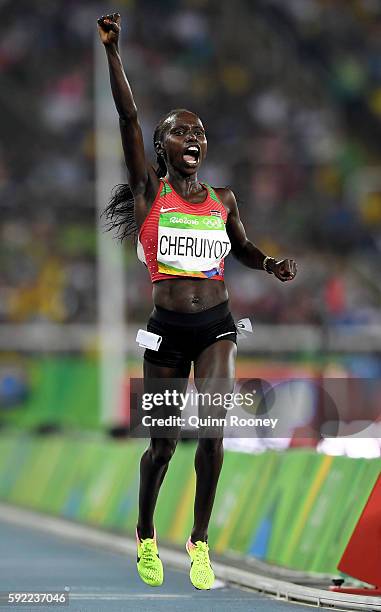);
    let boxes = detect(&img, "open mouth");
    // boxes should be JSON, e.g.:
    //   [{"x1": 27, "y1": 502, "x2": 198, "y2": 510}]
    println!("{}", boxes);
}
[{"x1": 183, "y1": 145, "x2": 200, "y2": 167}]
